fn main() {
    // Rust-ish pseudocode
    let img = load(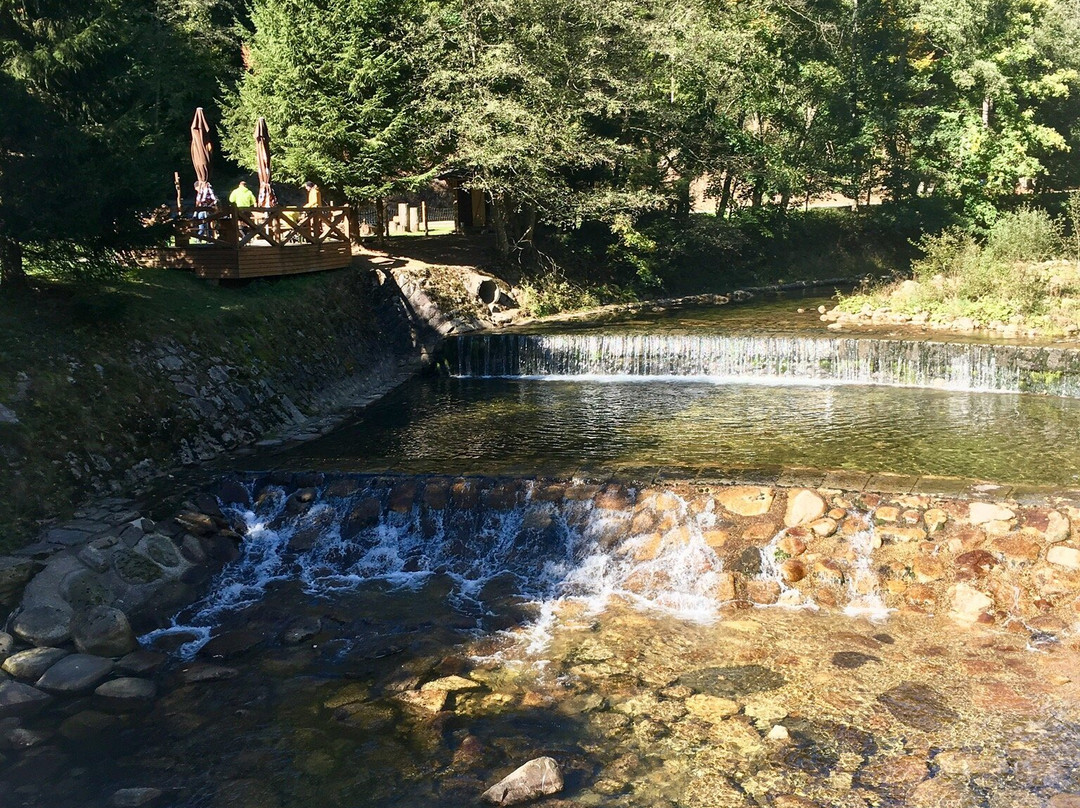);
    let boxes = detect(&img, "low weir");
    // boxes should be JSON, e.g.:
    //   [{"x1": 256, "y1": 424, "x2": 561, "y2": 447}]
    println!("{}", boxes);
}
[{"x1": 451, "y1": 333, "x2": 1080, "y2": 396}]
